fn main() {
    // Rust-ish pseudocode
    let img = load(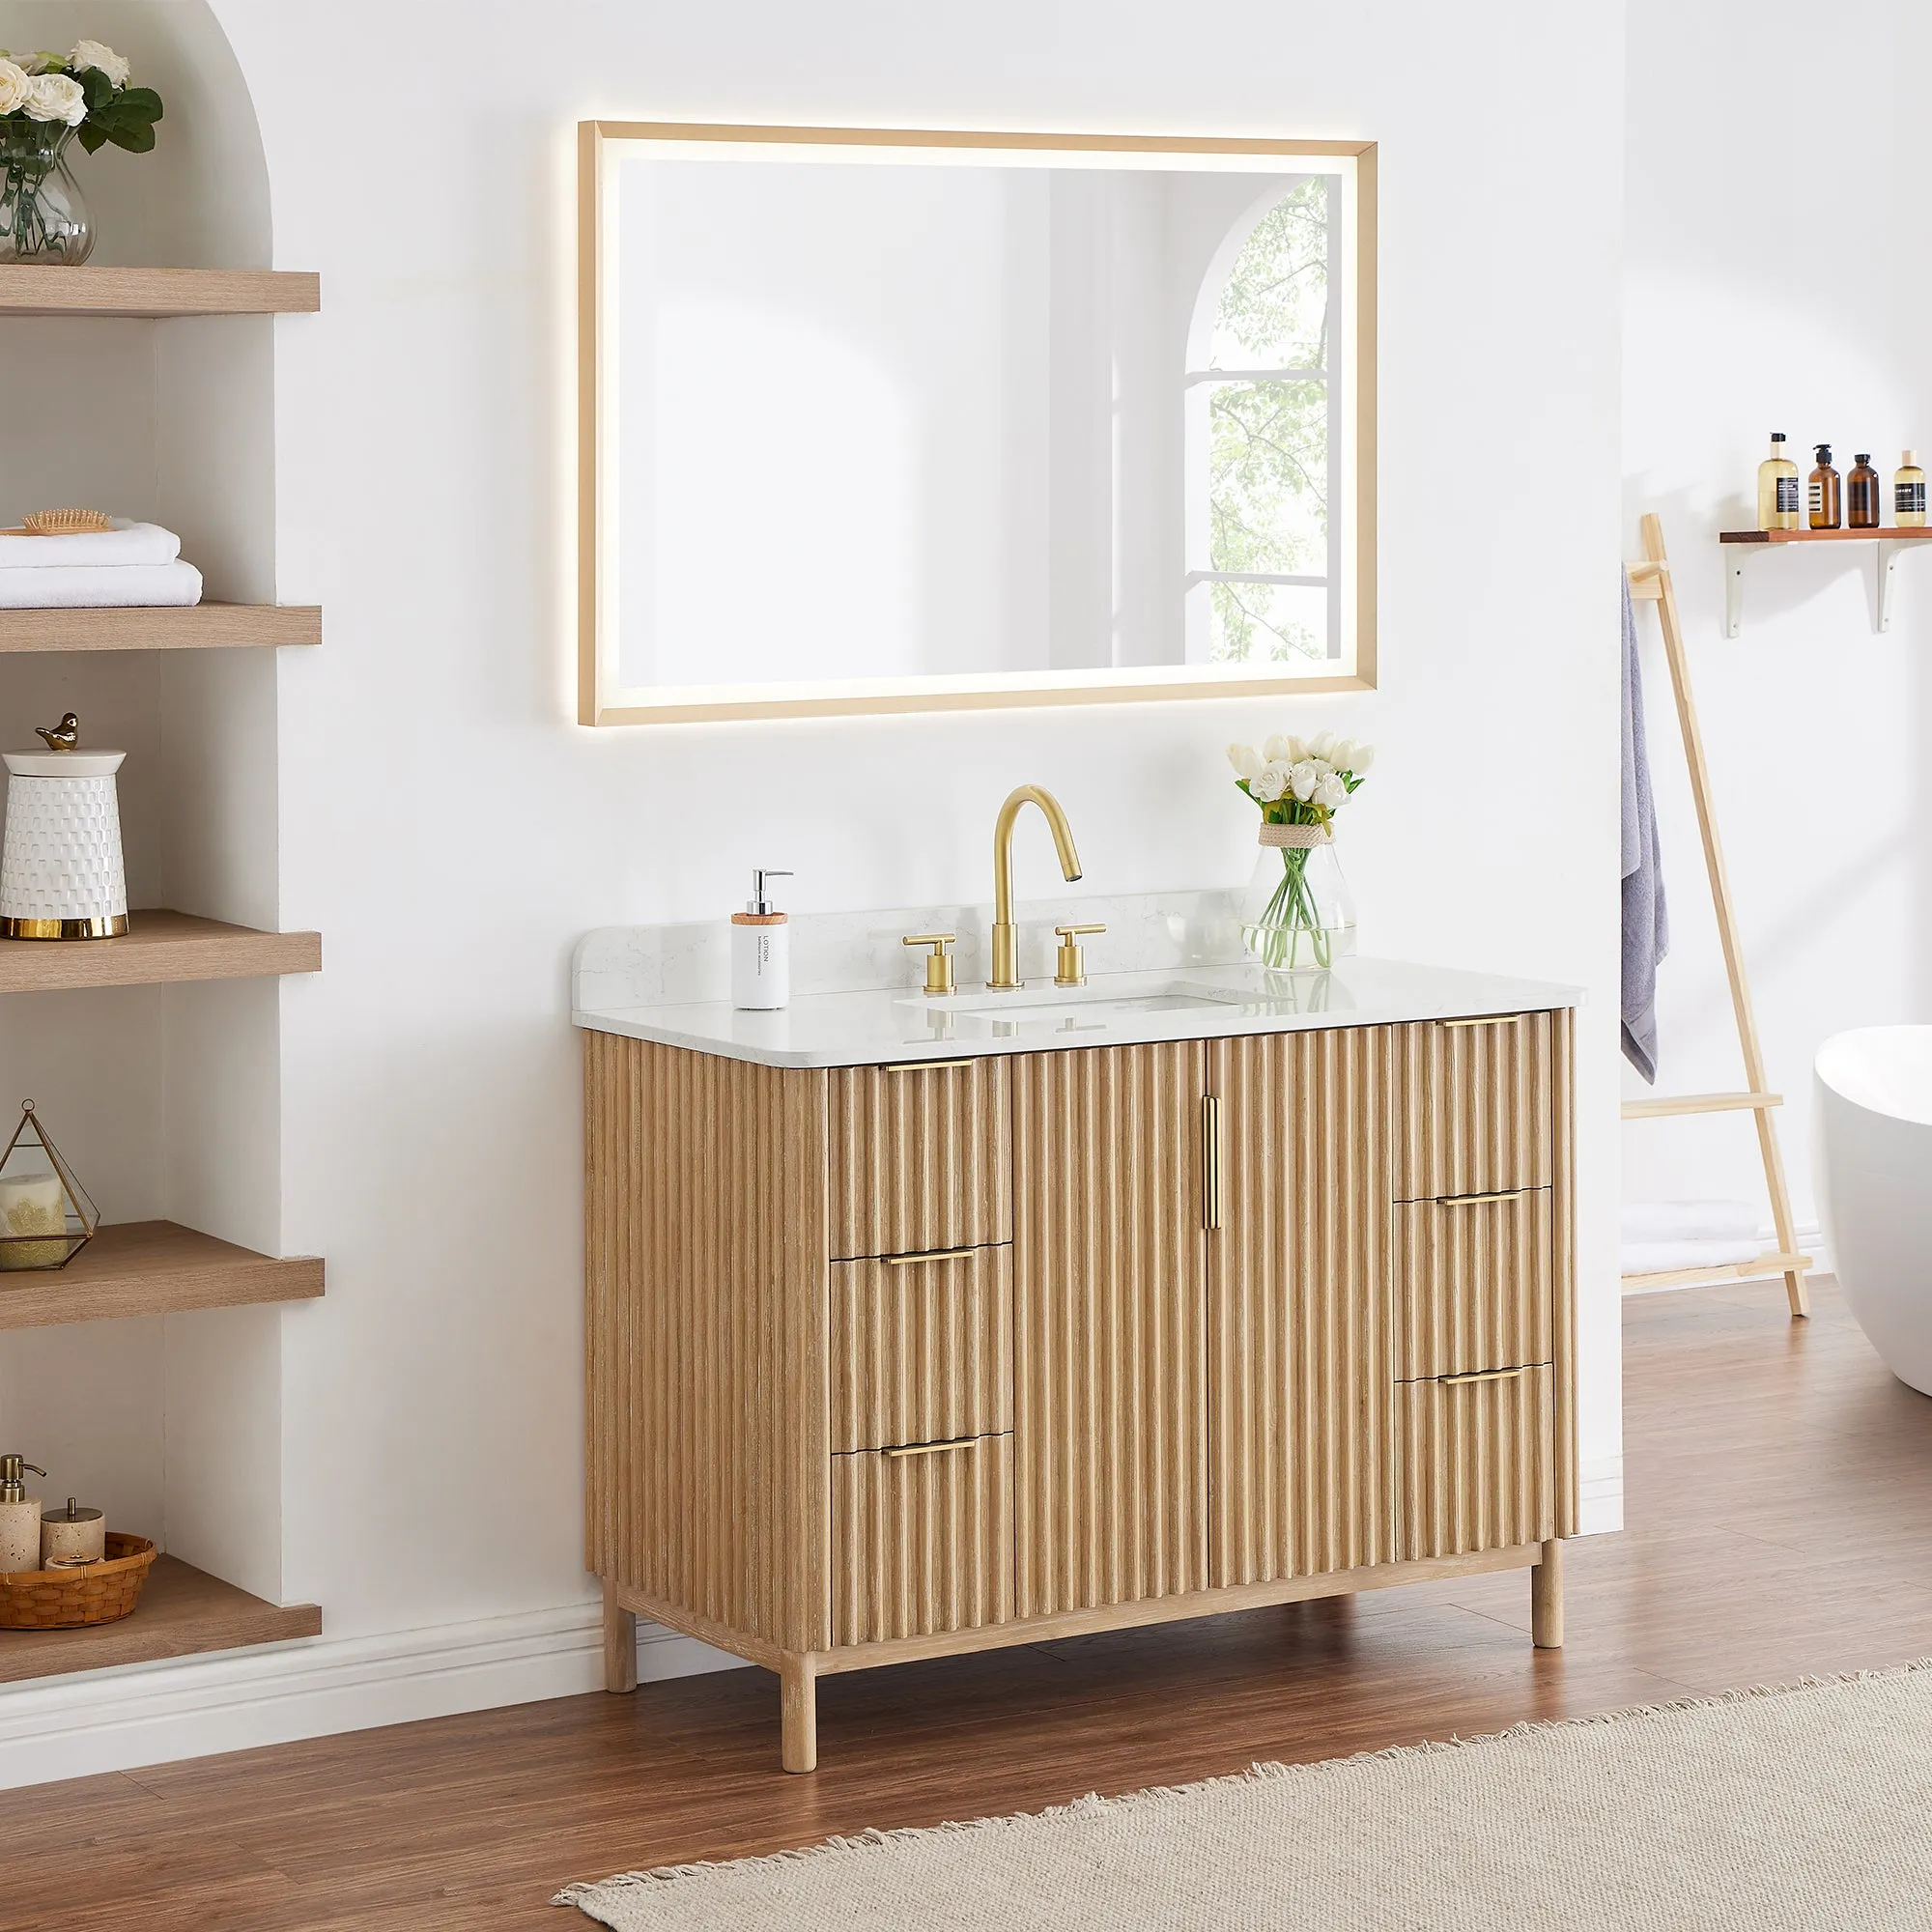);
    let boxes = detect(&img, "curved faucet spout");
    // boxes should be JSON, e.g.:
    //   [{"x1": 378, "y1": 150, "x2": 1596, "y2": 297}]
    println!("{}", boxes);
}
[{"x1": 989, "y1": 784, "x2": 1083, "y2": 989}]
